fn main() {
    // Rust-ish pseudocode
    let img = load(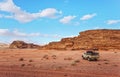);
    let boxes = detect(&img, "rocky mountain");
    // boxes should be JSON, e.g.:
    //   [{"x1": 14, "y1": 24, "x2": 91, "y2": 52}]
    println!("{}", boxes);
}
[
  {"x1": 9, "y1": 41, "x2": 39, "y2": 49},
  {"x1": 40, "y1": 29, "x2": 120, "y2": 50}
]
